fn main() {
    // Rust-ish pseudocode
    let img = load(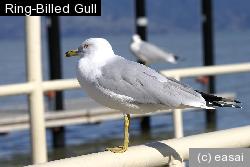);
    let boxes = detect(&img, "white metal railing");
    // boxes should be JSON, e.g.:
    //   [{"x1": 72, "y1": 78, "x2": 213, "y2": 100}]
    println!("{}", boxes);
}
[
  {"x1": 26, "y1": 16, "x2": 47, "y2": 164},
  {"x1": 161, "y1": 62, "x2": 250, "y2": 138},
  {"x1": 161, "y1": 62, "x2": 250, "y2": 77},
  {"x1": 1, "y1": 63, "x2": 249, "y2": 96},
  {"x1": 0, "y1": 16, "x2": 249, "y2": 164},
  {"x1": 25, "y1": 125, "x2": 250, "y2": 167},
  {"x1": 0, "y1": 79, "x2": 79, "y2": 96},
  {"x1": 162, "y1": 62, "x2": 250, "y2": 139}
]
